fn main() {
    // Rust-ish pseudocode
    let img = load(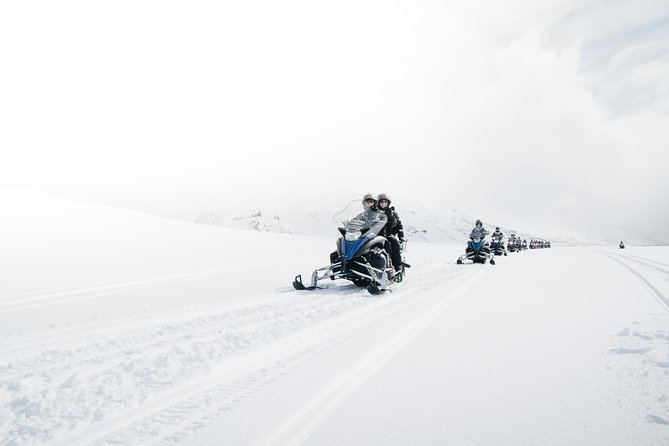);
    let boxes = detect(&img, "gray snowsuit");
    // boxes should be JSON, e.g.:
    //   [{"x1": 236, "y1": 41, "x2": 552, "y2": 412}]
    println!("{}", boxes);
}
[
  {"x1": 347, "y1": 207, "x2": 388, "y2": 238},
  {"x1": 491, "y1": 231, "x2": 504, "y2": 242},
  {"x1": 470, "y1": 226, "x2": 489, "y2": 240}
]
